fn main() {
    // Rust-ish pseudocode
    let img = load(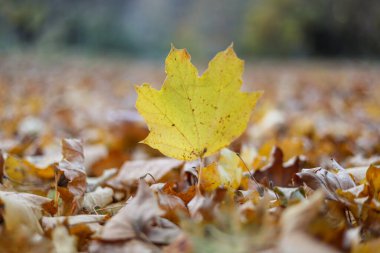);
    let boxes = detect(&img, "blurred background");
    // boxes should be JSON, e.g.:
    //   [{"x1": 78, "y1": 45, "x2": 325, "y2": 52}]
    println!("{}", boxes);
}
[
  {"x1": 0, "y1": 0, "x2": 380, "y2": 172},
  {"x1": 1, "y1": 0, "x2": 380, "y2": 59}
]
